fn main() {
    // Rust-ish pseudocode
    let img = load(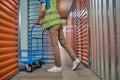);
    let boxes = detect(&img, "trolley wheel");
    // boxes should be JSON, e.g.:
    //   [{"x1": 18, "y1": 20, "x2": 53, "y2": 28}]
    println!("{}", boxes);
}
[
  {"x1": 25, "y1": 64, "x2": 33, "y2": 72},
  {"x1": 35, "y1": 62, "x2": 42, "y2": 68}
]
